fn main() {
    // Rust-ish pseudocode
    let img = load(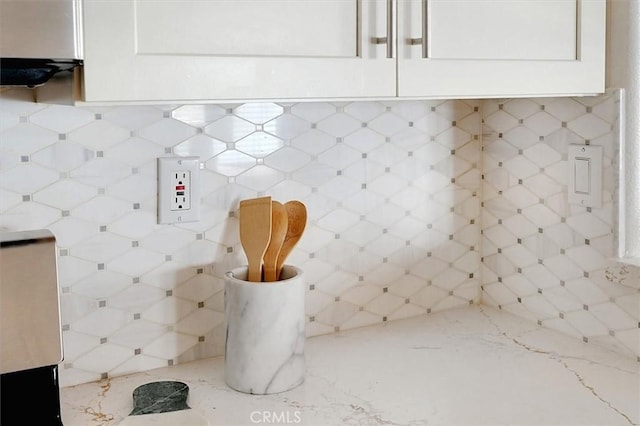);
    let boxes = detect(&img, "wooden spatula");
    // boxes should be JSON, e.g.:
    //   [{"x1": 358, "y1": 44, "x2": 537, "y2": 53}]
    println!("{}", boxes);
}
[
  {"x1": 262, "y1": 201, "x2": 288, "y2": 282},
  {"x1": 276, "y1": 200, "x2": 307, "y2": 280},
  {"x1": 239, "y1": 196, "x2": 272, "y2": 282}
]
